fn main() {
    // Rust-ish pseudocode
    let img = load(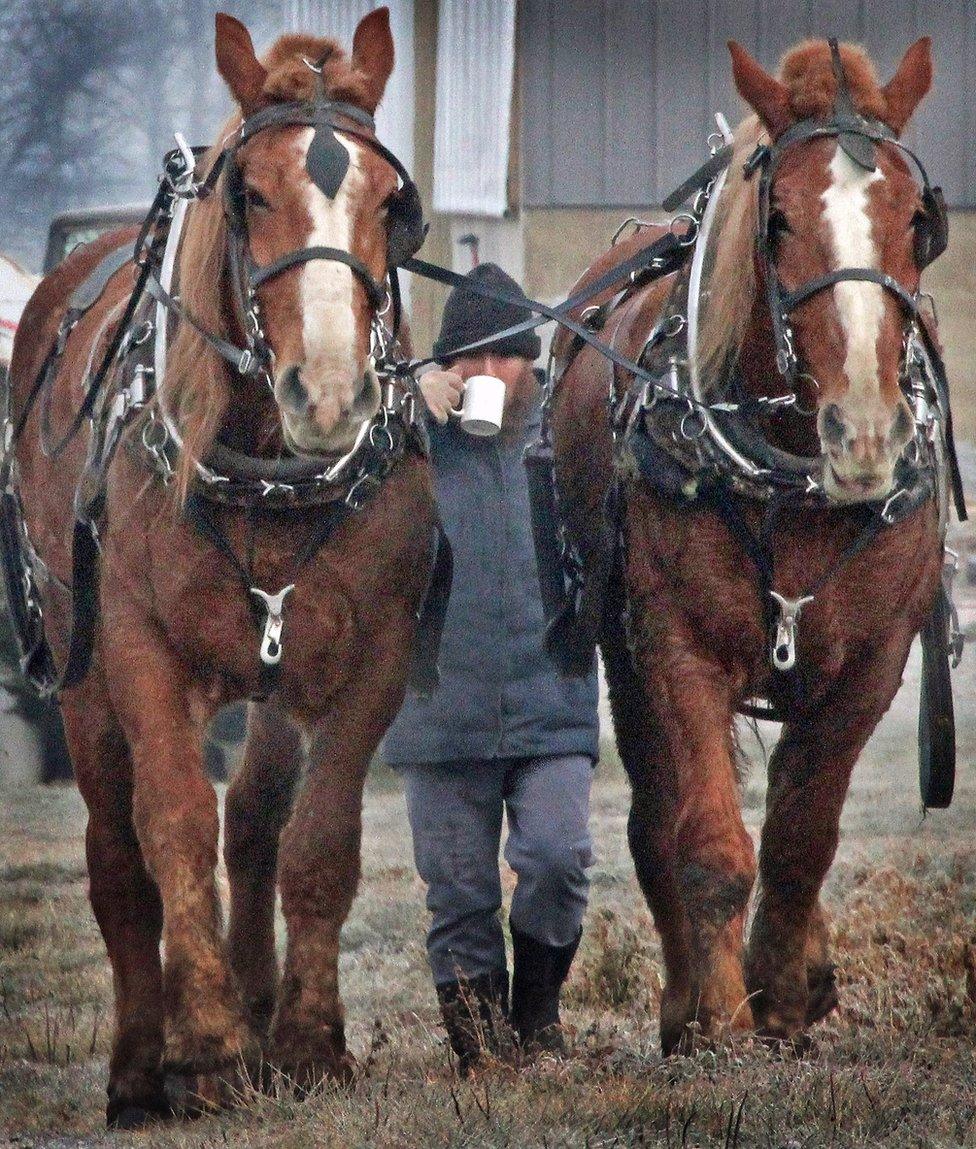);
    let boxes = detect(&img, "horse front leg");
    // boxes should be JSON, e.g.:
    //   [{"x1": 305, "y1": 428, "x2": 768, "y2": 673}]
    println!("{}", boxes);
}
[
  {"x1": 746, "y1": 631, "x2": 916, "y2": 1040},
  {"x1": 101, "y1": 608, "x2": 258, "y2": 1083},
  {"x1": 628, "y1": 627, "x2": 757, "y2": 1051},
  {"x1": 225, "y1": 700, "x2": 304, "y2": 1044},
  {"x1": 62, "y1": 665, "x2": 169, "y2": 1128},
  {"x1": 271, "y1": 622, "x2": 412, "y2": 1085}
]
